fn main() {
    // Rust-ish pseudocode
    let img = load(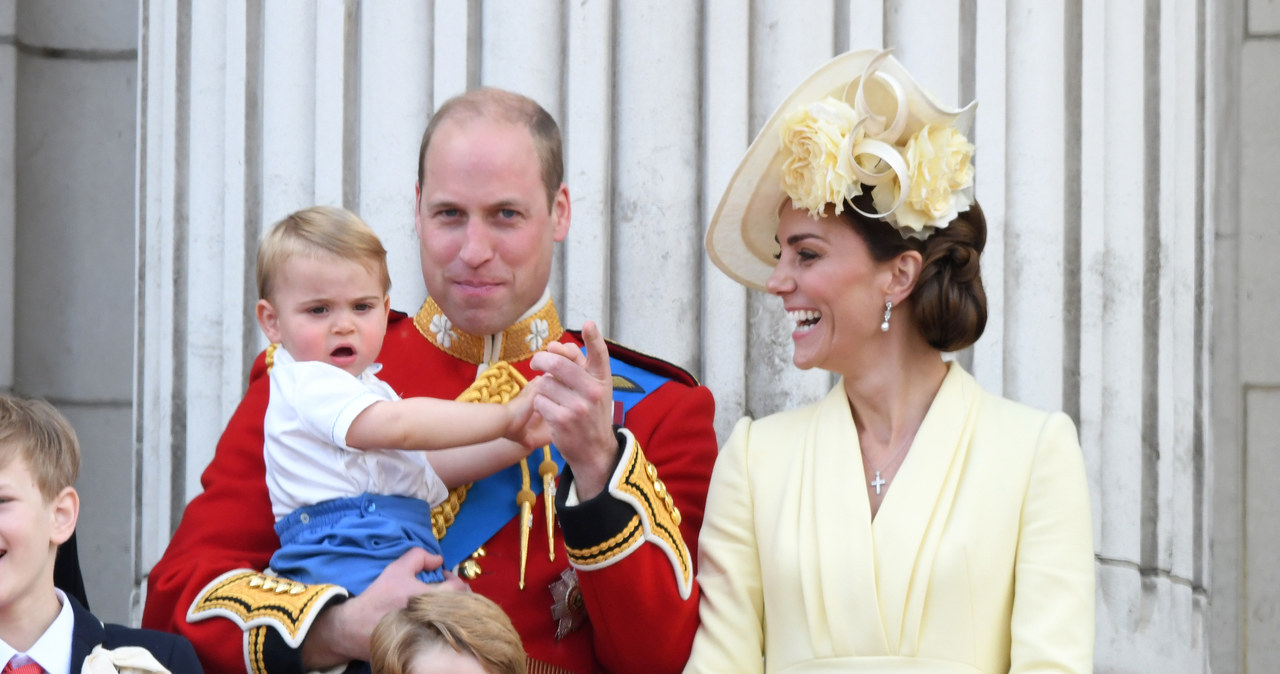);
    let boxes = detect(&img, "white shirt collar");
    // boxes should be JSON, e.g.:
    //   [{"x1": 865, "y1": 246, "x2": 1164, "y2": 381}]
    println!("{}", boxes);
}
[{"x1": 0, "y1": 588, "x2": 74, "y2": 674}]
